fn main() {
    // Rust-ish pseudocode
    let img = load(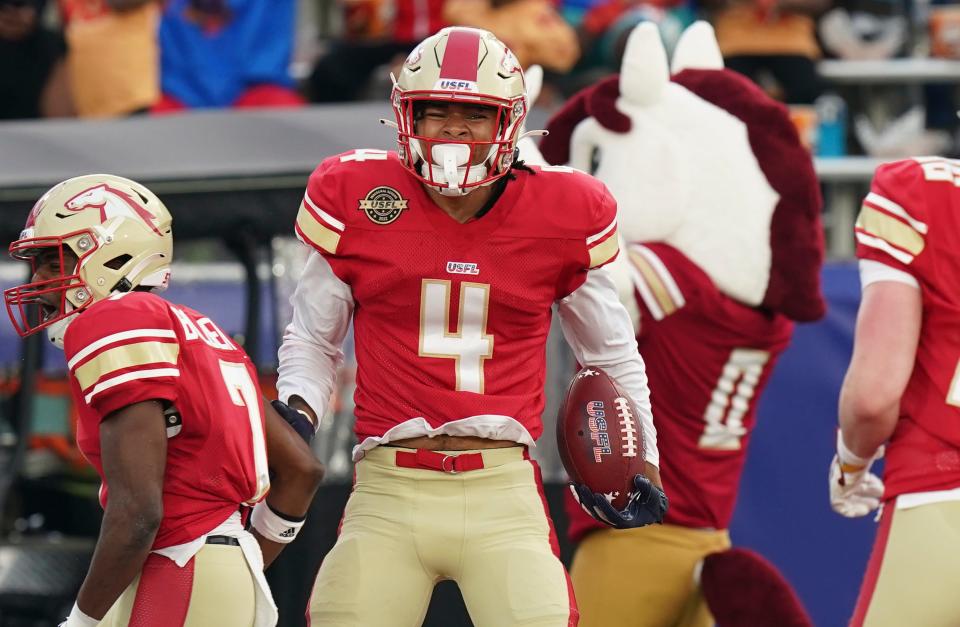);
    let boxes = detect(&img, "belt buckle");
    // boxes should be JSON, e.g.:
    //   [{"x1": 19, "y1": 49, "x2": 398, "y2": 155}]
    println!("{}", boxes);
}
[{"x1": 441, "y1": 454, "x2": 457, "y2": 474}]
